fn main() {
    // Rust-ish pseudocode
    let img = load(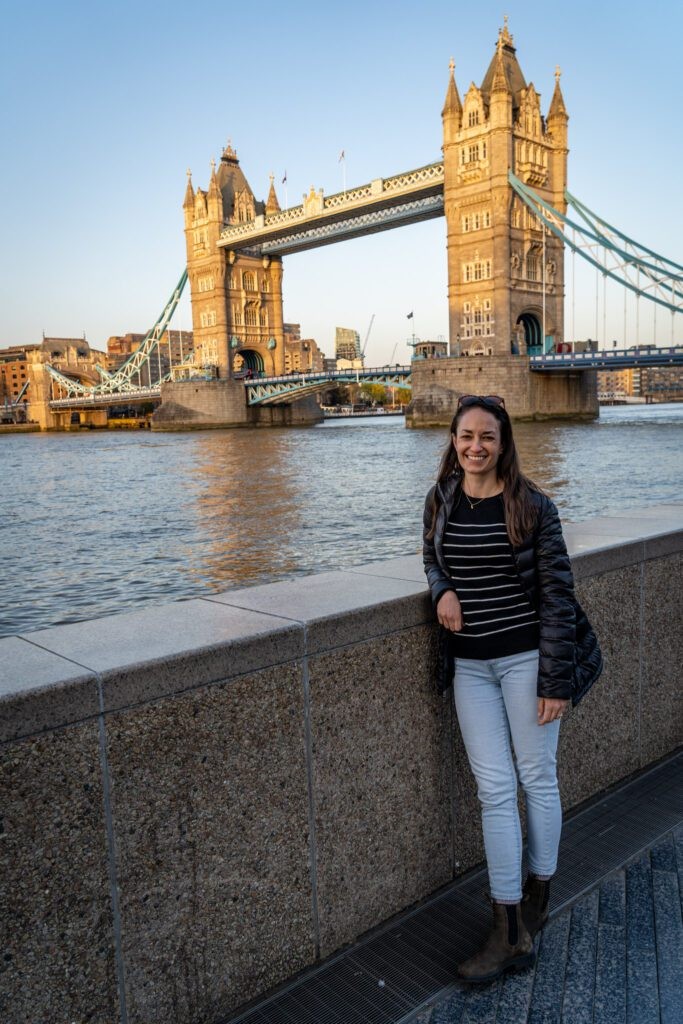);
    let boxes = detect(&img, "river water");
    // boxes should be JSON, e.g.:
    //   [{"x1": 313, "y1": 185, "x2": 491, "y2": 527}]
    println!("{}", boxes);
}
[{"x1": 1, "y1": 404, "x2": 682, "y2": 637}]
